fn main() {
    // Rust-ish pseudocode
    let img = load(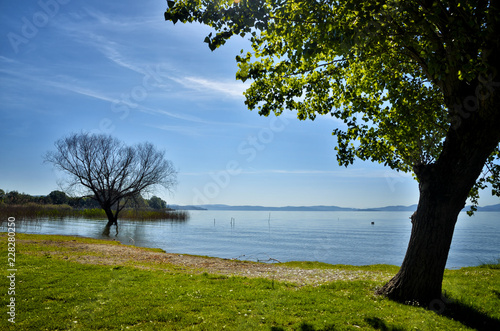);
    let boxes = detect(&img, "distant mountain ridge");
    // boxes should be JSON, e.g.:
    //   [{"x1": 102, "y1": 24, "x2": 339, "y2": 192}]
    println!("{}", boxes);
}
[
  {"x1": 169, "y1": 205, "x2": 207, "y2": 211},
  {"x1": 171, "y1": 203, "x2": 500, "y2": 212}
]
